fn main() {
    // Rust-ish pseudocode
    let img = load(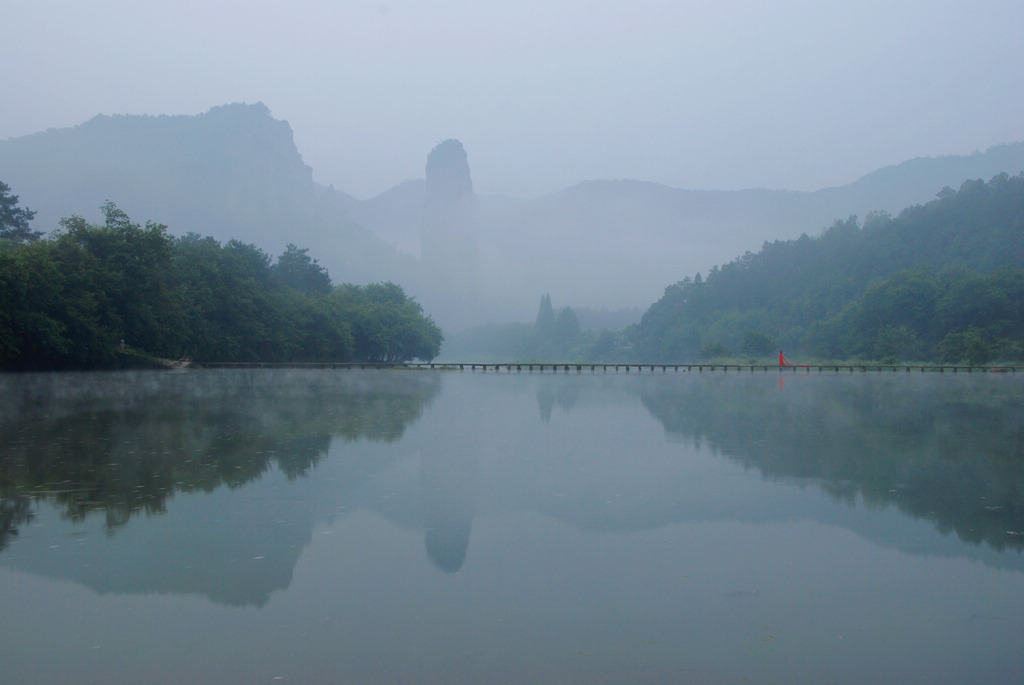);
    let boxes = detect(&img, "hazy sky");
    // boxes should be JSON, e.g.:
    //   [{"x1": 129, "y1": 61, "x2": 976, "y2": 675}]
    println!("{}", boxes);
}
[{"x1": 4, "y1": 1, "x2": 1023, "y2": 199}]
